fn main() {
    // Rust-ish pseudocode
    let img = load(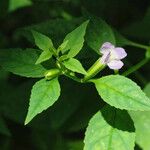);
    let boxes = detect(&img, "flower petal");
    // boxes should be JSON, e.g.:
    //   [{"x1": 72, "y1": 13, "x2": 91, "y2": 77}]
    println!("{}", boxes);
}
[
  {"x1": 100, "y1": 51, "x2": 110, "y2": 64},
  {"x1": 113, "y1": 47, "x2": 127, "y2": 59},
  {"x1": 100, "y1": 42, "x2": 114, "y2": 54},
  {"x1": 107, "y1": 60, "x2": 124, "y2": 70}
]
